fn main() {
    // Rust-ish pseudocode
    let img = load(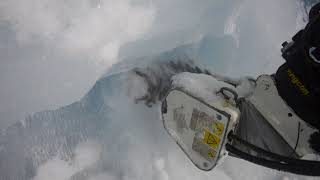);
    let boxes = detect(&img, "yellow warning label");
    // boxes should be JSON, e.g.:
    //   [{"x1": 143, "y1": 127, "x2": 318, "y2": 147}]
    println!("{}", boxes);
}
[
  {"x1": 213, "y1": 121, "x2": 225, "y2": 136},
  {"x1": 208, "y1": 150, "x2": 216, "y2": 159},
  {"x1": 192, "y1": 137, "x2": 217, "y2": 161},
  {"x1": 203, "y1": 130, "x2": 221, "y2": 149},
  {"x1": 223, "y1": 100, "x2": 231, "y2": 107}
]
